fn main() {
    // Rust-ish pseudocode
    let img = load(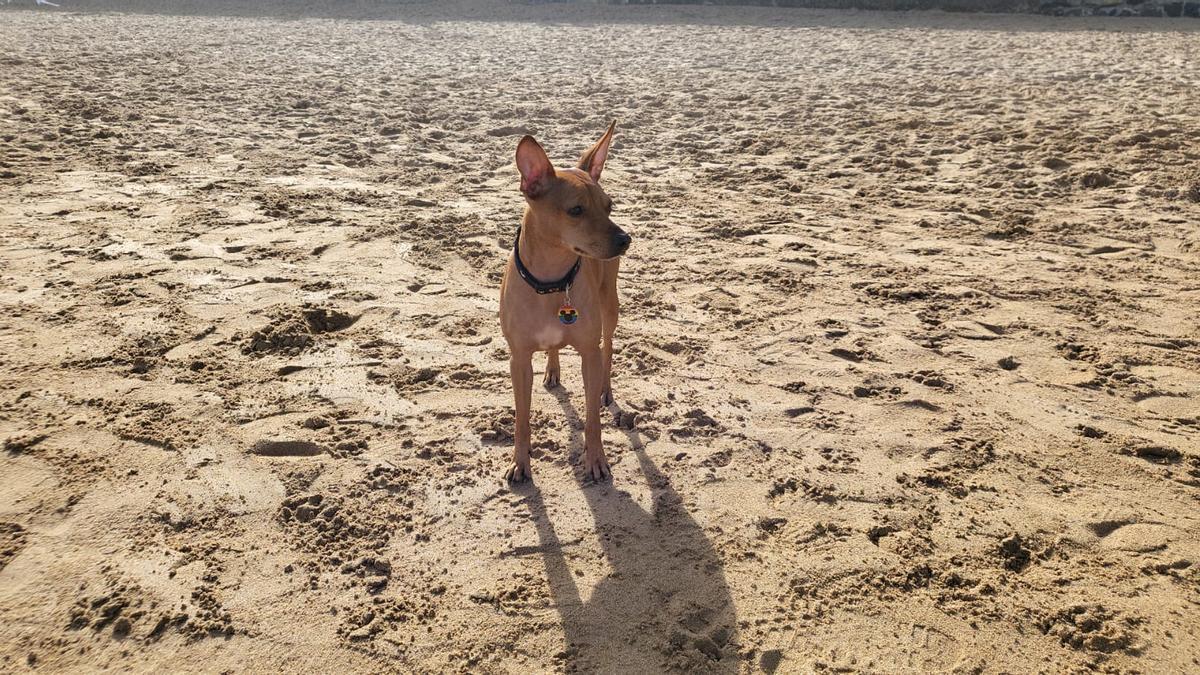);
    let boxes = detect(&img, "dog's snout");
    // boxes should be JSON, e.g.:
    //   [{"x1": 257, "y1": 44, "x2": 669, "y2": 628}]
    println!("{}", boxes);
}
[{"x1": 614, "y1": 231, "x2": 632, "y2": 254}]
